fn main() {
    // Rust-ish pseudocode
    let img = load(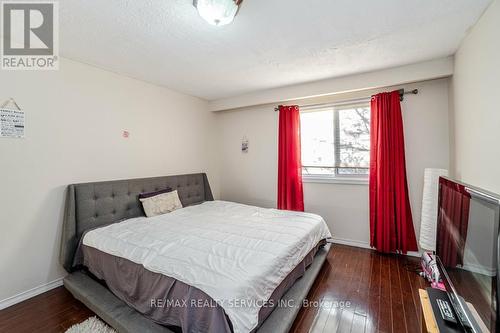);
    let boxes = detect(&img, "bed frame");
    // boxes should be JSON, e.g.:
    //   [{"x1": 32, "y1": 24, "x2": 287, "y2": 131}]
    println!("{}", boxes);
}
[{"x1": 60, "y1": 173, "x2": 330, "y2": 333}]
